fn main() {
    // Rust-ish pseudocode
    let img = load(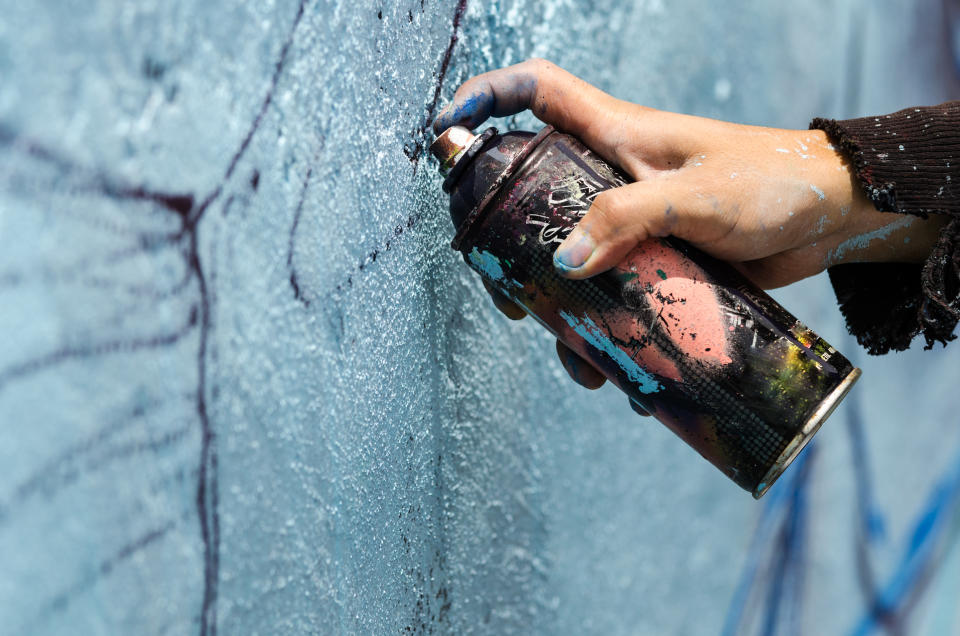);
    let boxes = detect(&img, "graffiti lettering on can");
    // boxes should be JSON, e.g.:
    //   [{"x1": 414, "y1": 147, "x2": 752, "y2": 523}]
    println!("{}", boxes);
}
[{"x1": 526, "y1": 173, "x2": 609, "y2": 245}]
